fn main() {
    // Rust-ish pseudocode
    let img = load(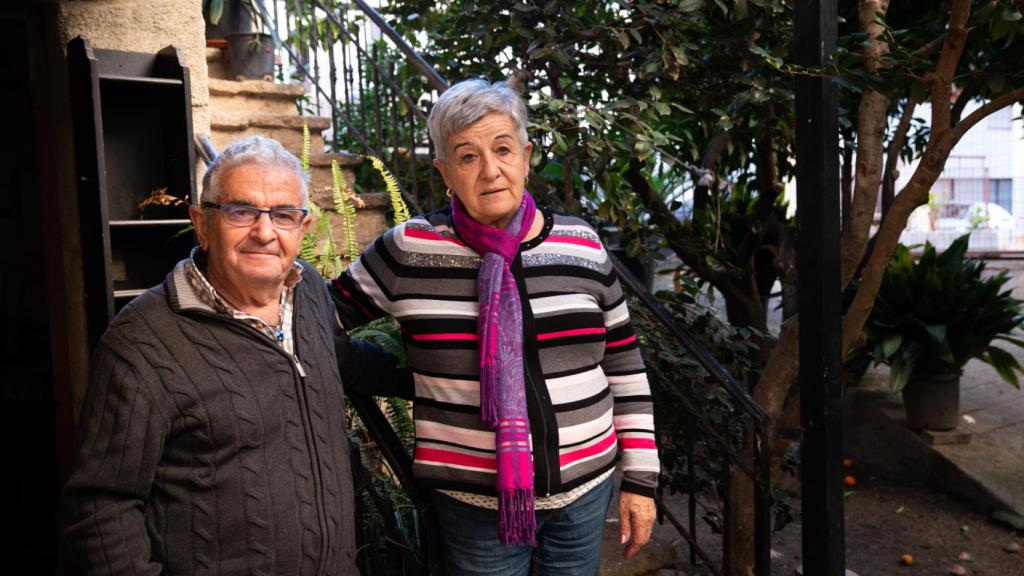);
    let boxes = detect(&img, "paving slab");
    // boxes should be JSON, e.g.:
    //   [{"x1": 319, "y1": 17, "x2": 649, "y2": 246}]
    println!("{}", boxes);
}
[
  {"x1": 599, "y1": 479, "x2": 685, "y2": 576},
  {"x1": 848, "y1": 354, "x2": 1024, "y2": 518}
]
